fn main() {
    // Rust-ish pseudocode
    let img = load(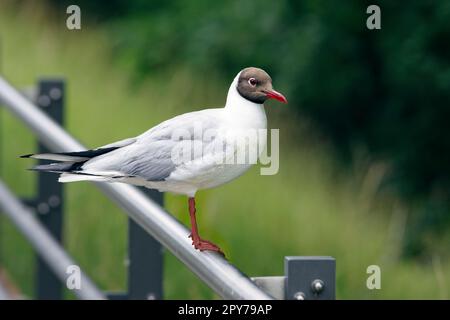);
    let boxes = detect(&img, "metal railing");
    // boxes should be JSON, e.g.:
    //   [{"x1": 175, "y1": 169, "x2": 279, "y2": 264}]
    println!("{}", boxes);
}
[
  {"x1": 0, "y1": 180, "x2": 104, "y2": 300},
  {"x1": 0, "y1": 76, "x2": 273, "y2": 300}
]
